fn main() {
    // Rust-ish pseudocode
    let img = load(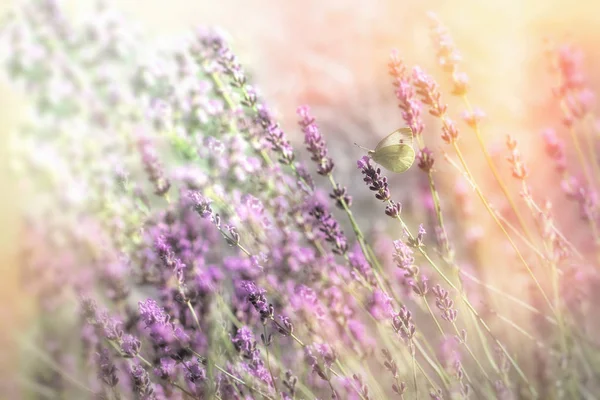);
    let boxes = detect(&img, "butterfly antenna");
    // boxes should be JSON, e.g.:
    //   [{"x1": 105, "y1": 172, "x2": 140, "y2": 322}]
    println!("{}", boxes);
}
[{"x1": 353, "y1": 142, "x2": 371, "y2": 152}]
